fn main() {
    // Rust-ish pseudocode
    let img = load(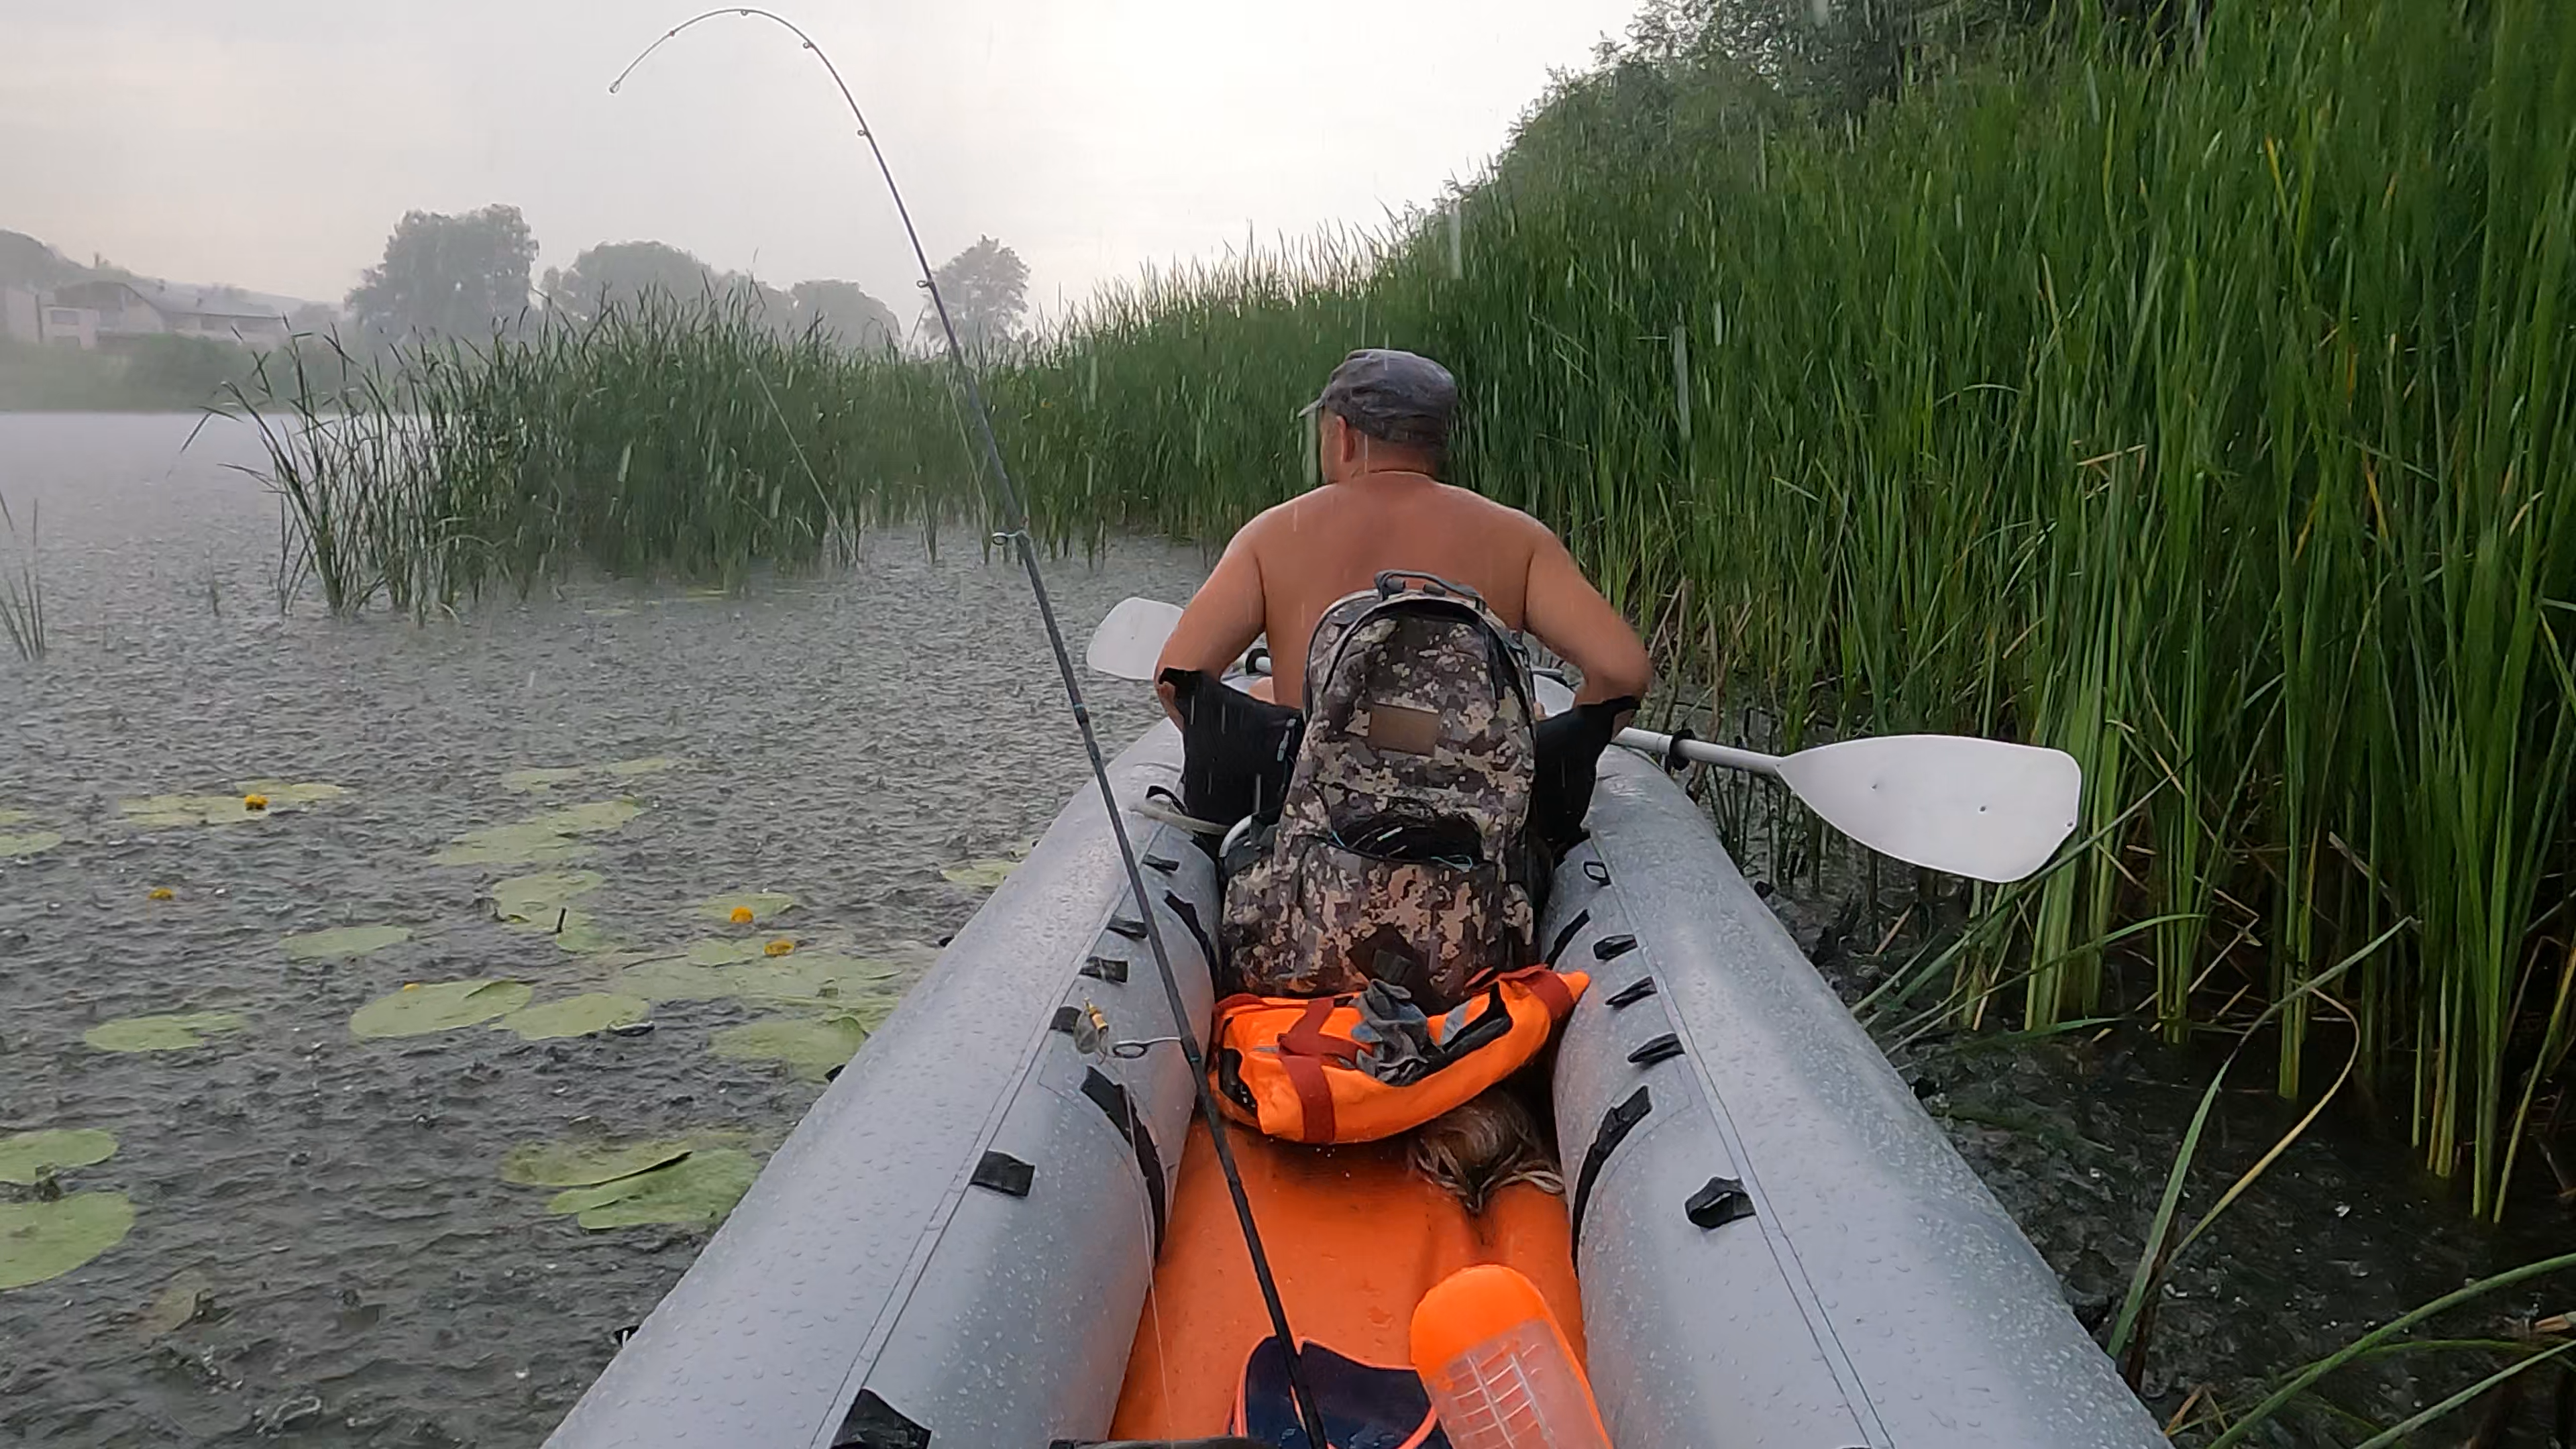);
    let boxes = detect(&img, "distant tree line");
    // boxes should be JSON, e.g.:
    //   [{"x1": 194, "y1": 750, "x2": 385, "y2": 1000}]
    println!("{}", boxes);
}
[{"x1": 341, "y1": 205, "x2": 1028, "y2": 358}]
